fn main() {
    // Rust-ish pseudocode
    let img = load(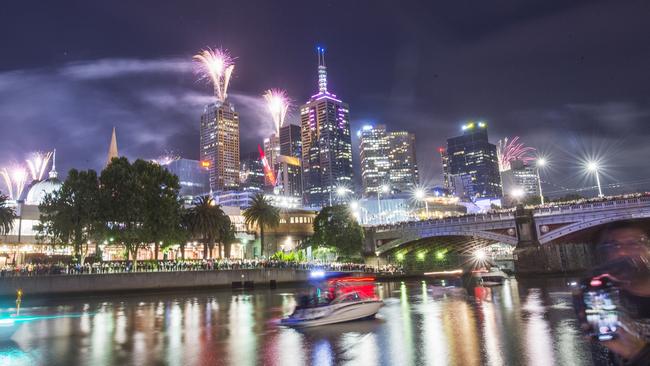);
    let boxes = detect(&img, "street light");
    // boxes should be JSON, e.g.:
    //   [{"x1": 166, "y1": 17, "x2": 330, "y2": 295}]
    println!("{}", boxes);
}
[
  {"x1": 586, "y1": 161, "x2": 604, "y2": 198},
  {"x1": 414, "y1": 188, "x2": 429, "y2": 218},
  {"x1": 536, "y1": 157, "x2": 547, "y2": 205},
  {"x1": 349, "y1": 200, "x2": 368, "y2": 224}
]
